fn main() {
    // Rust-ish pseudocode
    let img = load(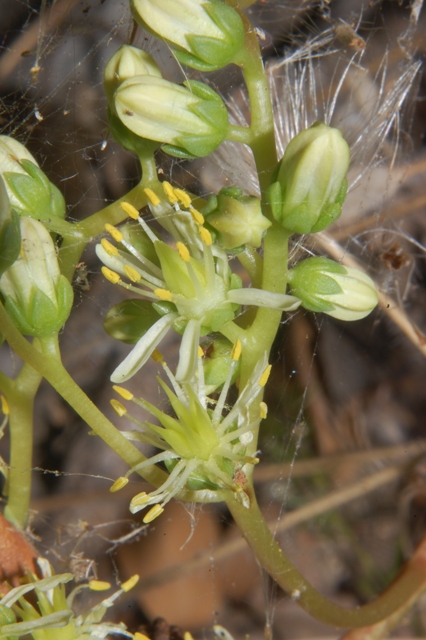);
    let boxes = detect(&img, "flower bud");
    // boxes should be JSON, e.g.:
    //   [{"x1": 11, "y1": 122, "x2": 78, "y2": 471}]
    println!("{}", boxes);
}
[
  {"x1": 130, "y1": 0, "x2": 245, "y2": 72},
  {"x1": 267, "y1": 122, "x2": 350, "y2": 234},
  {"x1": 0, "y1": 217, "x2": 74, "y2": 336},
  {"x1": 104, "y1": 45, "x2": 162, "y2": 106},
  {"x1": 0, "y1": 176, "x2": 21, "y2": 279},
  {"x1": 288, "y1": 257, "x2": 378, "y2": 321},
  {"x1": 205, "y1": 188, "x2": 271, "y2": 250},
  {"x1": 115, "y1": 77, "x2": 228, "y2": 158},
  {"x1": 0, "y1": 136, "x2": 66, "y2": 220}
]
